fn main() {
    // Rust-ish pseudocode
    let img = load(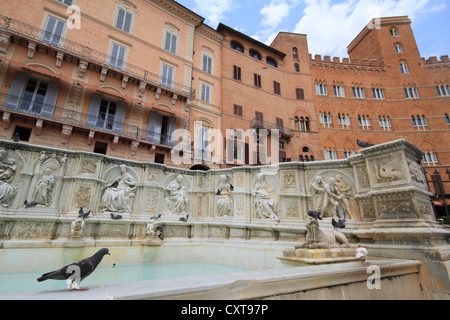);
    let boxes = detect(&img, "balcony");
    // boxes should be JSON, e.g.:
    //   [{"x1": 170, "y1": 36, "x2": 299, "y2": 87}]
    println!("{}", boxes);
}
[
  {"x1": 250, "y1": 119, "x2": 294, "y2": 140},
  {"x1": 0, "y1": 15, "x2": 195, "y2": 99},
  {"x1": 0, "y1": 93, "x2": 176, "y2": 152}
]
